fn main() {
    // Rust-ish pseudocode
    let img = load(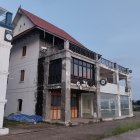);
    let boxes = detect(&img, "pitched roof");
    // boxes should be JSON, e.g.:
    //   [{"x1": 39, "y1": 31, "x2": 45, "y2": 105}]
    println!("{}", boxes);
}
[{"x1": 19, "y1": 8, "x2": 85, "y2": 48}]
